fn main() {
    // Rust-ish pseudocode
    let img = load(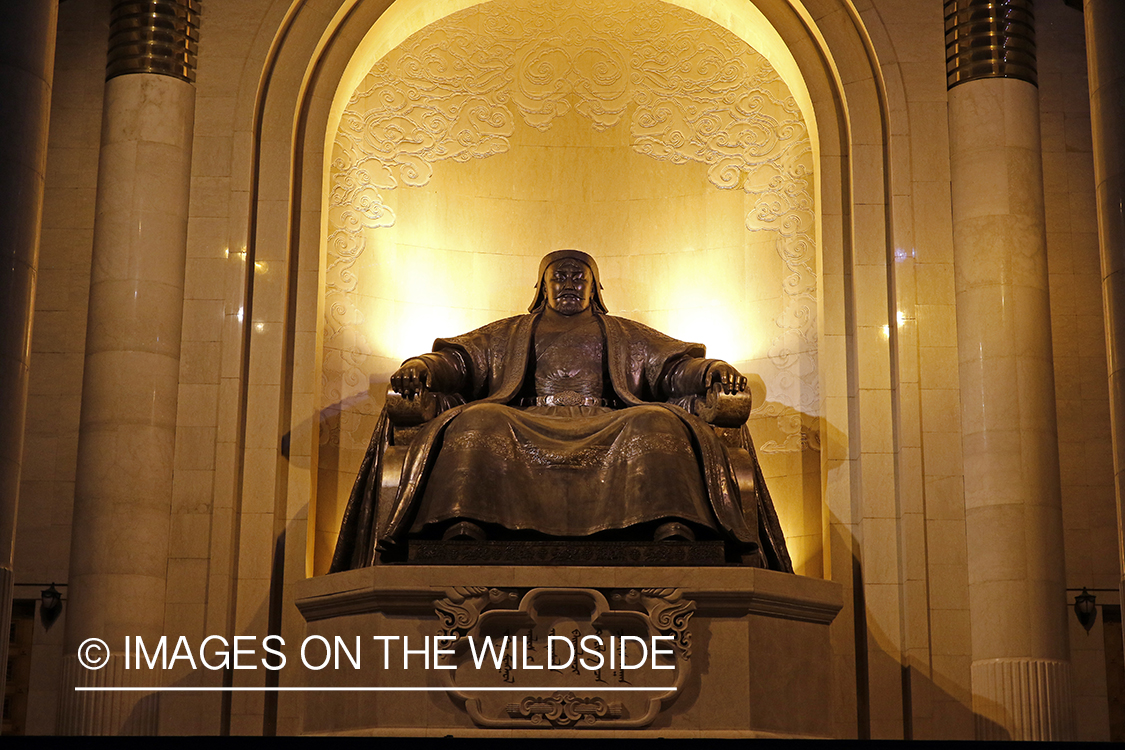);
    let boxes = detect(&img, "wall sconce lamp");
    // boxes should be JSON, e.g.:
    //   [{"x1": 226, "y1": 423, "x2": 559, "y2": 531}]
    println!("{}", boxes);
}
[
  {"x1": 26, "y1": 582, "x2": 64, "y2": 630},
  {"x1": 40, "y1": 584, "x2": 63, "y2": 630},
  {"x1": 1068, "y1": 587, "x2": 1117, "y2": 635},
  {"x1": 1073, "y1": 588, "x2": 1097, "y2": 633}
]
